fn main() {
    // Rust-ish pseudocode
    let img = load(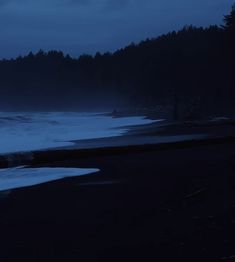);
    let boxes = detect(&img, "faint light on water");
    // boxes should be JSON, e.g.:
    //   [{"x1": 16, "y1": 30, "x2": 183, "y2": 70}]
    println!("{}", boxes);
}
[
  {"x1": 0, "y1": 112, "x2": 158, "y2": 154},
  {"x1": 0, "y1": 166, "x2": 100, "y2": 191}
]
